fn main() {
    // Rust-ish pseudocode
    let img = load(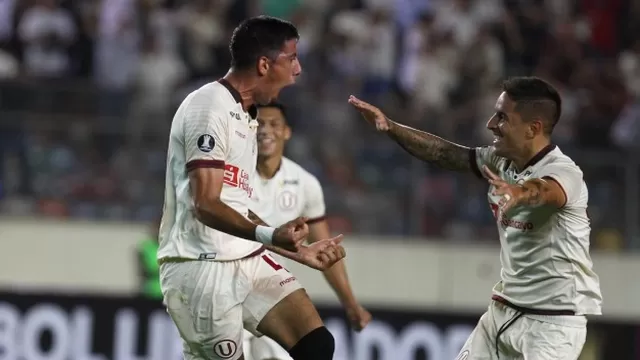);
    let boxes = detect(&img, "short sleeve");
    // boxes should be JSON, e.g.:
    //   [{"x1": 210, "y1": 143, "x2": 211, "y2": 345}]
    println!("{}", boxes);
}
[
  {"x1": 184, "y1": 106, "x2": 229, "y2": 172},
  {"x1": 302, "y1": 175, "x2": 326, "y2": 223},
  {"x1": 539, "y1": 163, "x2": 584, "y2": 207},
  {"x1": 469, "y1": 146, "x2": 502, "y2": 179}
]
